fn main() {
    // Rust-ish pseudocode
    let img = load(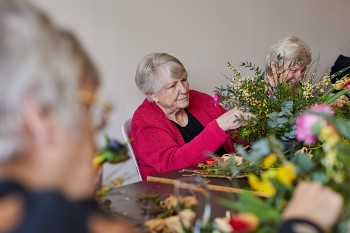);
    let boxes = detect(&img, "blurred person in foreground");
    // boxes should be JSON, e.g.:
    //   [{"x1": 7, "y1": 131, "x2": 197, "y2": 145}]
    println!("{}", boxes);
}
[
  {"x1": 131, "y1": 53, "x2": 255, "y2": 181},
  {"x1": 265, "y1": 35, "x2": 348, "y2": 108},
  {"x1": 0, "y1": 0, "x2": 135, "y2": 232},
  {"x1": 279, "y1": 181, "x2": 343, "y2": 233}
]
